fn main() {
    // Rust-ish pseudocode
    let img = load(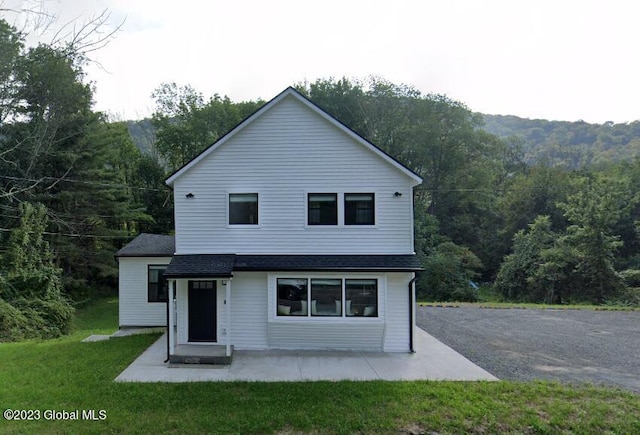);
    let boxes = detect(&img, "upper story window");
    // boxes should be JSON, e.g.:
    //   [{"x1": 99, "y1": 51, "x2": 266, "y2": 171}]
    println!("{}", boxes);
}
[
  {"x1": 148, "y1": 265, "x2": 168, "y2": 302},
  {"x1": 229, "y1": 193, "x2": 258, "y2": 225},
  {"x1": 345, "y1": 193, "x2": 375, "y2": 225},
  {"x1": 308, "y1": 193, "x2": 337, "y2": 225}
]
